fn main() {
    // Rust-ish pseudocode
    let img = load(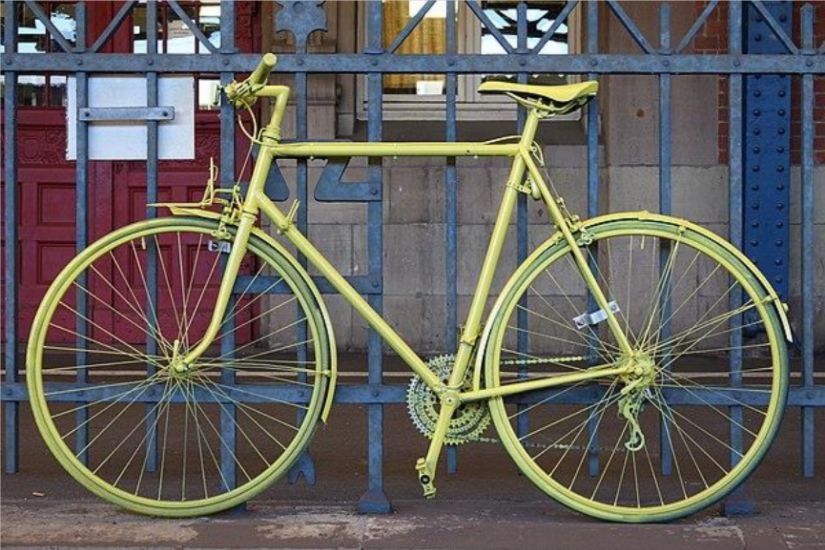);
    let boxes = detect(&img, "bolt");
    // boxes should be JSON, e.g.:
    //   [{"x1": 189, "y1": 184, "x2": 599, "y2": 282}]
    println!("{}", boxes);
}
[
  {"x1": 372, "y1": 59, "x2": 379, "y2": 66},
  {"x1": 776, "y1": 221, "x2": 784, "y2": 228},
  {"x1": 754, "y1": 90, "x2": 761, "y2": 97},
  {"x1": 775, "y1": 239, "x2": 783, "y2": 246},
  {"x1": 147, "y1": 59, "x2": 154, "y2": 66},
  {"x1": 753, "y1": 128, "x2": 761, "y2": 136},
  {"x1": 753, "y1": 109, "x2": 761, "y2": 116},
  {"x1": 778, "y1": 109, "x2": 786, "y2": 116},
  {"x1": 162, "y1": 110, "x2": 169, "y2": 117},
  {"x1": 733, "y1": 59, "x2": 741, "y2": 67},
  {"x1": 778, "y1": 89, "x2": 786, "y2": 97},
  {"x1": 77, "y1": 59, "x2": 83, "y2": 66},
  {"x1": 371, "y1": 187, "x2": 379, "y2": 196},
  {"x1": 663, "y1": 59, "x2": 670, "y2": 67},
  {"x1": 223, "y1": 58, "x2": 230, "y2": 66},
  {"x1": 753, "y1": 146, "x2": 761, "y2": 154},
  {"x1": 777, "y1": 127, "x2": 786, "y2": 135},
  {"x1": 372, "y1": 280, "x2": 379, "y2": 288},
  {"x1": 776, "y1": 165, "x2": 785, "y2": 172},
  {"x1": 751, "y1": 239, "x2": 759, "y2": 246},
  {"x1": 806, "y1": 60, "x2": 814, "y2": 68},
  {"x1": 297, "y1": 58, "x2": 304, "y2": 66},
  {"x1": 447, "y1": 58, "x2": 455, "y2": 67},
  {"x1": 590, "y1": 59, "x2": 598, "y2": 67}
]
